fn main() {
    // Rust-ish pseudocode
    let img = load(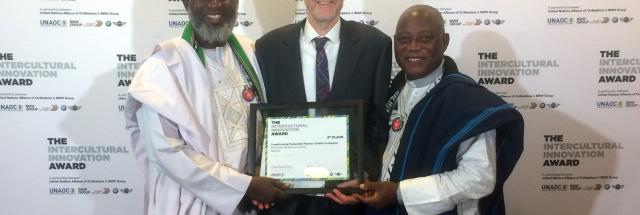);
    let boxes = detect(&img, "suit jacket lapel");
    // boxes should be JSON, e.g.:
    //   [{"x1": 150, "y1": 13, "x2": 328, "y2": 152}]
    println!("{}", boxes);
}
[
  {"x1": 331, "y1": 20, "x2": 361, "y2": 100},
  {"x1": 281, "y1": 21, "x2": 307, "y2": 102}
]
